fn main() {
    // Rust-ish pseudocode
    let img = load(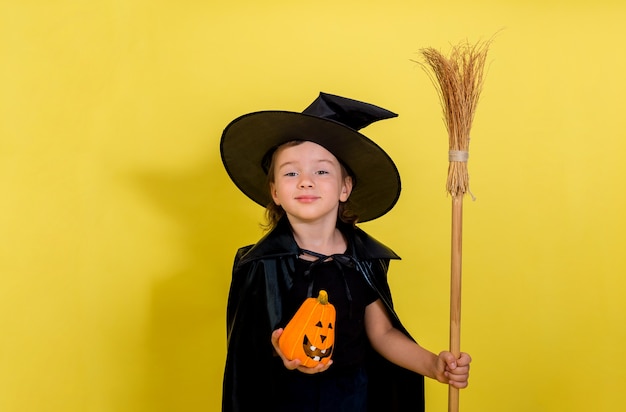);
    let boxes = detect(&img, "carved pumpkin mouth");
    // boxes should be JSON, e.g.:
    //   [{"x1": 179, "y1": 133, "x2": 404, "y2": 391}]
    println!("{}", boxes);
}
[{"x1": 302, "y1": 335, "x2": 333, "y2": 362}]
